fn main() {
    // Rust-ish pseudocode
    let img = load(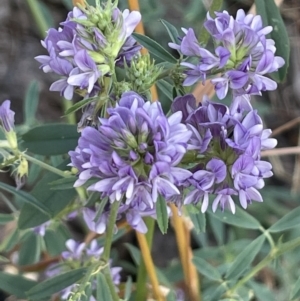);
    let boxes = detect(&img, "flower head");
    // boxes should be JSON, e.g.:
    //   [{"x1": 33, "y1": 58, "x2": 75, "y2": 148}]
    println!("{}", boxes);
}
[
  {"x1": 170, "y1": 9, "x2": 285, "y2": 99},
  {"x1": 70, "y1": 91, "x2": 192, "y2": 232},
  {"x1": 35, "y1": 4, "x2": 141, "y2": 101},
  {"x1": 172, "y1": 94, "x2": 276, "y2": 213}
]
